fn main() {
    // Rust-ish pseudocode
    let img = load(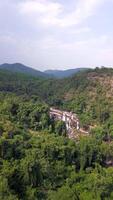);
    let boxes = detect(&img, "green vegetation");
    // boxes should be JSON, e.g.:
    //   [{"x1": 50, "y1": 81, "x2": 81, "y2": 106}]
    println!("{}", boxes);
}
[{"x1": 1, "y1": 67, "x2": 113, "y2": 199}]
